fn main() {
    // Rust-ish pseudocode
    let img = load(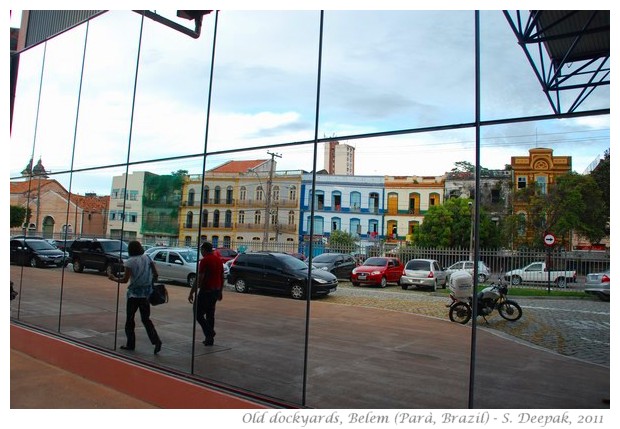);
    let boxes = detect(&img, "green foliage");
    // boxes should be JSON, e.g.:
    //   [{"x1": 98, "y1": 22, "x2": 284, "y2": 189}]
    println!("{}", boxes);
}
[
  {"x1": 329, "y1": 230, "x2": 358, "y2": 248},
  {"x1": 414, "y1": 198, "x2": 500, "y2": 248},
  {"x1": 509, "y1": 172, "x2": 608, "y2": 248},
  {"x1": 10, "y1": 205, "x2": 29, "y2": 228}
]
